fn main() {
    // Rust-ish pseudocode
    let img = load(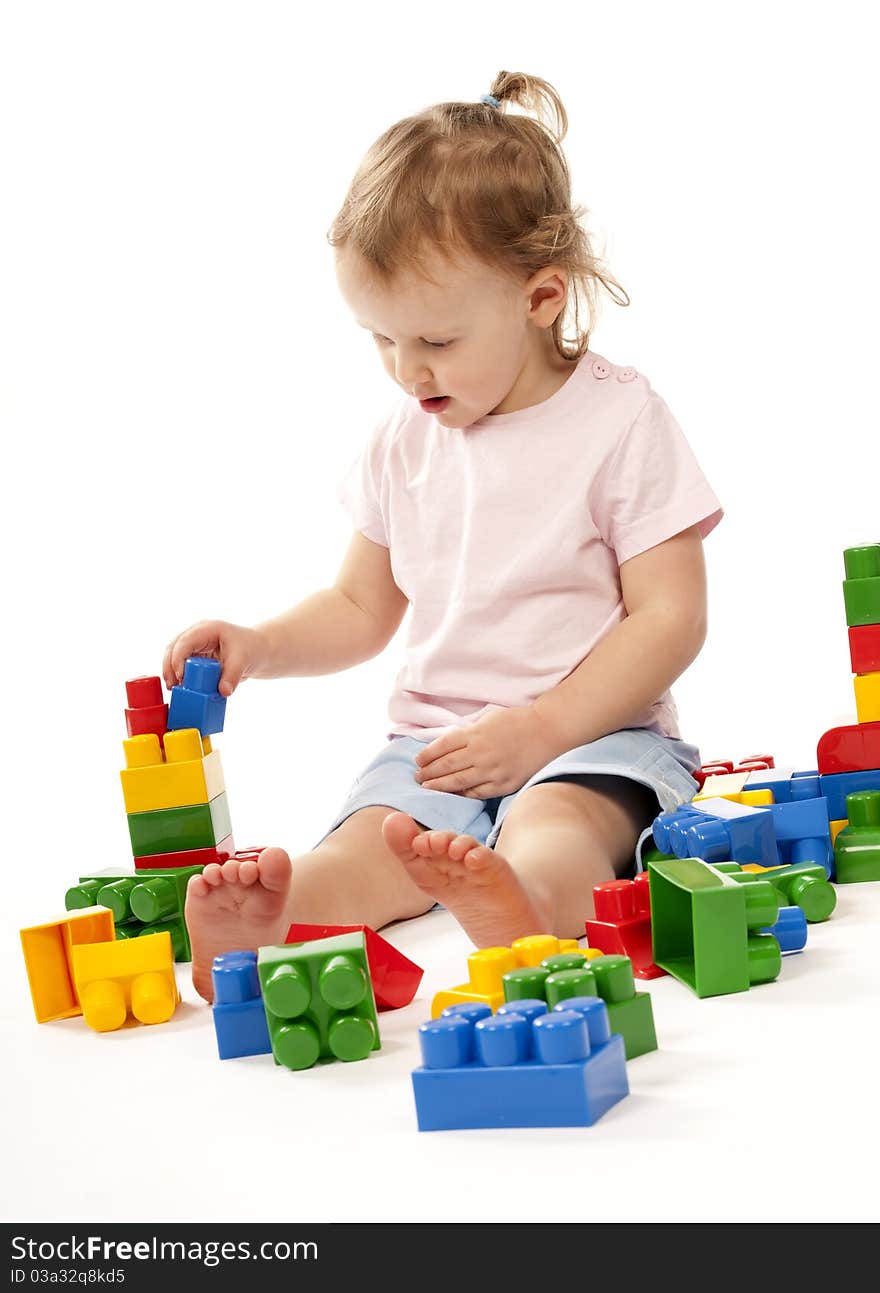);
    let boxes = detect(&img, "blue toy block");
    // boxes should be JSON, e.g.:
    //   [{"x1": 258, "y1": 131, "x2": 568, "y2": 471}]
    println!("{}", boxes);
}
[
  {"x1": 819, "y1": 768, "x2": 880, "y2": 821},
  {"x1": 211, "y1": 951, "x2": 272, "y2": 1059},
  {"x1": 653, "y1": 798, "x2": 777, "y2": 867},
  {"x1": 762, "y1": 905, "x2": 808, "y2": 954},
  {"x1": 742, "y1": 768, "x2": 821, "y2": 802},
  {"x1": 411, "y1": 996, "x2": 628, "y2": 1130},
  {"x1": 768, "y1": 797, "x2": 833, "y2": 877},
  {"x1": 167, "y1": 656, "x2": 227, "y2": 737}
]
